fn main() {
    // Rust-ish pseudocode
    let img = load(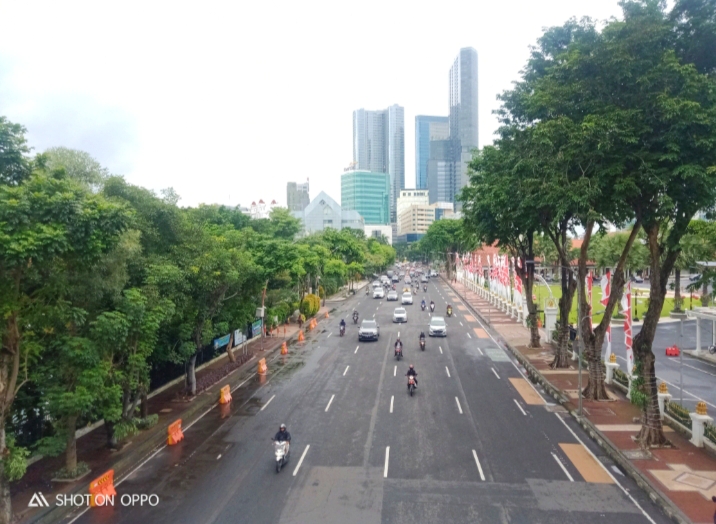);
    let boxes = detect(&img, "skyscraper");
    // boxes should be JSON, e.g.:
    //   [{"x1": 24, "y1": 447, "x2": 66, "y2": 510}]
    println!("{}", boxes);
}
[
  {"x1": 286, "y1": 180, "x2": 310, "y2": 212},
  {"x1": 341, "y1": 170, "x2": 390, "y2": 225},
  {"x1": 425, "y1": 48, "x2": 478, "y2": 209},
  {"x1": 353, "y1": 105, "x2": 405, "y2": 222},
  {"x1": 415, "y1": 116, "x2": 449, "y2": 190},
  {"x1": 449, "y1": 47, "x2": 479, "y2": 202}
]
